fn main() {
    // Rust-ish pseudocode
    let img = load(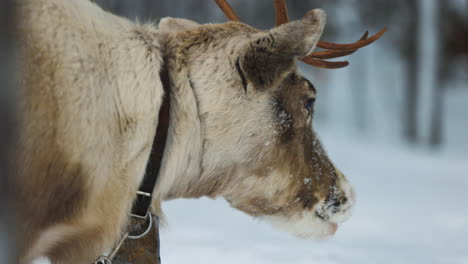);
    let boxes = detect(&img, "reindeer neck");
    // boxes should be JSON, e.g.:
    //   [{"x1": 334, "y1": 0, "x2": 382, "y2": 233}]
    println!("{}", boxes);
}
[{"x1": 151, "y1": 42, "x2": 206, "y2": 208}]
